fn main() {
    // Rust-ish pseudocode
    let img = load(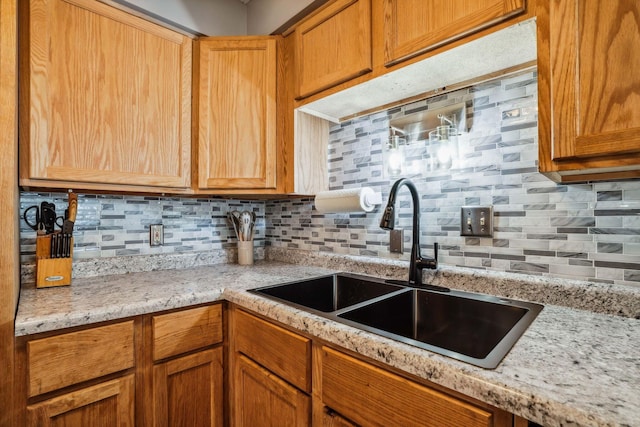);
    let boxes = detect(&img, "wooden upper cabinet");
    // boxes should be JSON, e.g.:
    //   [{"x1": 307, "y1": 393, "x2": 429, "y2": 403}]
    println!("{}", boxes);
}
[
  {"x1": 195, "y1": 37, "x2": 277, "y2": 191},
  {"x1": 383, "y1": 0, "x2": 526, "y2": 66},
  {"x1": 538, "y1": 0, "x2": 640, "y2": 181},
  {"x1": 19, "y1": 0, "x2": 192, "y2": 192},
  {"x1": 295, "y1": 0, "x2": 372, "y2": 98}
]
